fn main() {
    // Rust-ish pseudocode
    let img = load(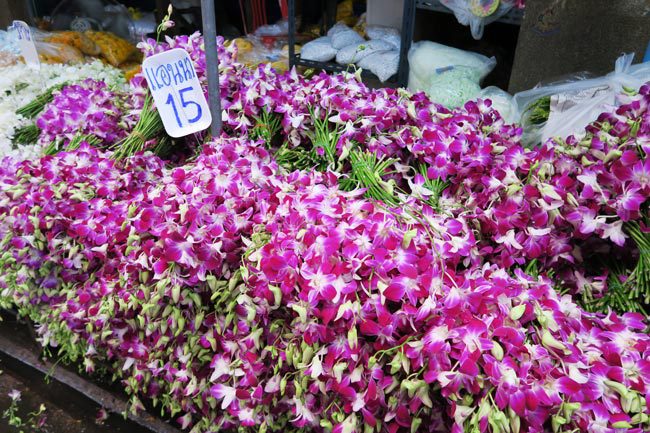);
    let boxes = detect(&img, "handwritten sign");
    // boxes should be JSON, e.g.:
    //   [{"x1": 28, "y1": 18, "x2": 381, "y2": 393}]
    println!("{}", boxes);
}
[
  {"x1": 142, "y1": 48, "x2": 212, "y2": 138},
  {"x1": 12, "y1": 21, "x2": 39, "y2": 69}
]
